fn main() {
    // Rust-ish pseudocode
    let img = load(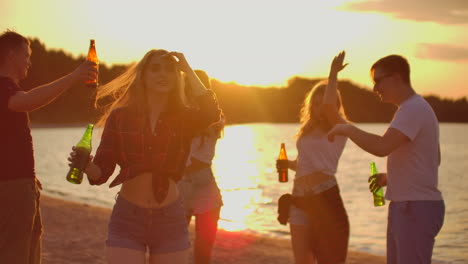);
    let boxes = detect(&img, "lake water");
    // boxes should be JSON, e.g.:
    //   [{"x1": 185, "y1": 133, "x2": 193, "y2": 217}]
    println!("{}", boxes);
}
[{"x1": 32, "y1": 123, "x2": 468, "y2": 264}]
